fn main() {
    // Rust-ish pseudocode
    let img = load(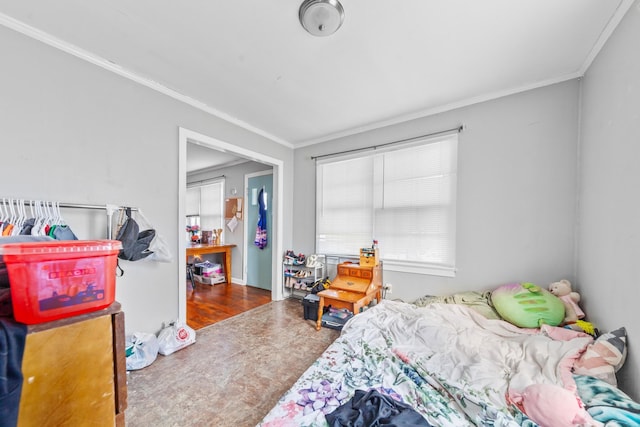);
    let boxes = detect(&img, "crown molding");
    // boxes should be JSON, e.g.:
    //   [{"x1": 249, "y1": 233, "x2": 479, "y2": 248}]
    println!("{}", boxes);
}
[
  {"x1": 0, "y1": 12, "x2": 294, "y2": 150},
  {"x1": 578, "y1": 0, "x2": 635, "y2": 75},
  {"x1": 296, "y1": 71, "x2": 582, "y2": 148}
]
